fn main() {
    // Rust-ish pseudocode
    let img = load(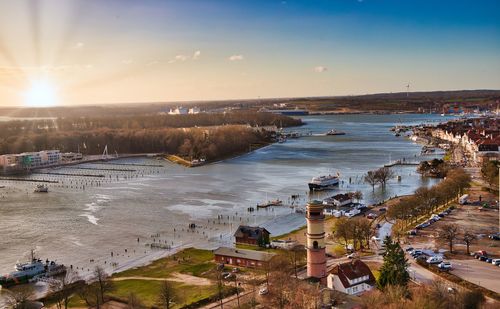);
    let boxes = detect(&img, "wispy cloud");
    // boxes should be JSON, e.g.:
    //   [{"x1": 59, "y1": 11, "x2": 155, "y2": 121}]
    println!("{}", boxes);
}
[
  {"x1": 193, "y1": 50, "x2": 201, "y2": 60},
  {"x1": 314, "y1": 66, "x2": 328, "y2": 73},
  {"x1": 228, "y1": 54, "x2": 244, "y2": 61}
]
